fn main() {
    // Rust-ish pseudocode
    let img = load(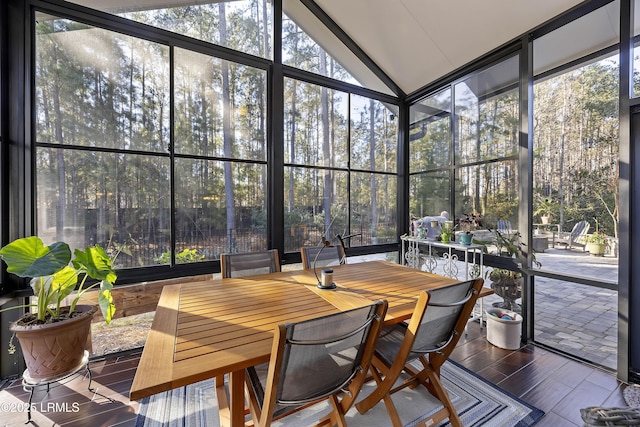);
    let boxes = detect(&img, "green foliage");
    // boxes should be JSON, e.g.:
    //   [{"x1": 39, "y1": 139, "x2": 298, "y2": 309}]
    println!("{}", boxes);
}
[
  {"x1": 483, "y1": 192, "x2": 519, "y2": 228},
  {"x1": 0, "y1": 237, "x2": 117, "y2": 324},
  {"x1": 587, "y1": 218, "x2": 608, "y2": 245},
  {"x1": 586, "y1": 232, "x2": 607, "y2": 245},
  {"x1": 440, "y1": 221, "x2": 455, "y2": 240},
  {"x1": 154, "y1": 248, "x2": 205, "y2": 264},
  {"x1": 533, "y1": 195, "x2": 558, "y2": 218},
  {"x1": 479, "y1": 230, "x2": 541, "y2": 282},
  {"x1": 488, "y1": 268, "x2": 522, "y2": 282}
]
